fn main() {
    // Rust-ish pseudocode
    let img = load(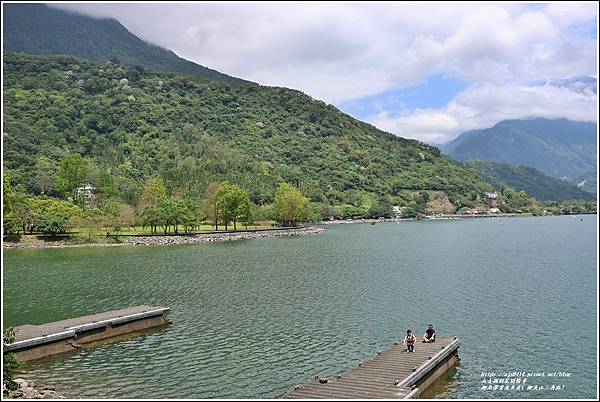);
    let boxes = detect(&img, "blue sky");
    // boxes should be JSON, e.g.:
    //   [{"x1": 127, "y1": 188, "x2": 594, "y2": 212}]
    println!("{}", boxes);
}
[{"x1": 338, "y1": 75, "x2": 469, "y2": 121}]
